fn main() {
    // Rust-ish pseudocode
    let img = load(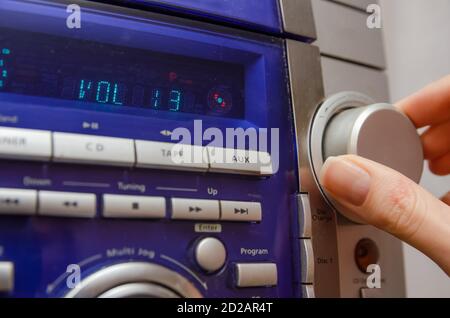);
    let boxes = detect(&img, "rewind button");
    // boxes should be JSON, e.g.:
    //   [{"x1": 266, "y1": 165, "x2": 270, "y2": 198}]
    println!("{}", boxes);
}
[
  {"x1": 63, "y1": 201, "x2": 78, "y2": 208},
  {"x1": 38, "y1": 191, "x2": 96, "y2": 218},
  {"x1": 1, "y1": 198, "x2": 20, "y2": 205},
  {"x1": 0, "y1": 188, "x2": 37, "y2": 215}
]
